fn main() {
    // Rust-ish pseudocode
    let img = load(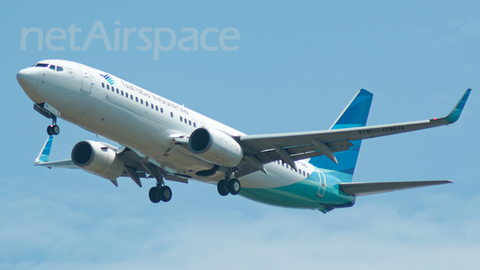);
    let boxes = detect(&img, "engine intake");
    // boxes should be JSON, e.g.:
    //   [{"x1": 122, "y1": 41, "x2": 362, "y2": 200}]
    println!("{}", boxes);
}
[
  {"x1": 189, "y1": 128, "x2": 243, "y2": 167},
  {"x1": 72, "y1": 141, "x2": 125, "y2": 180}
]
